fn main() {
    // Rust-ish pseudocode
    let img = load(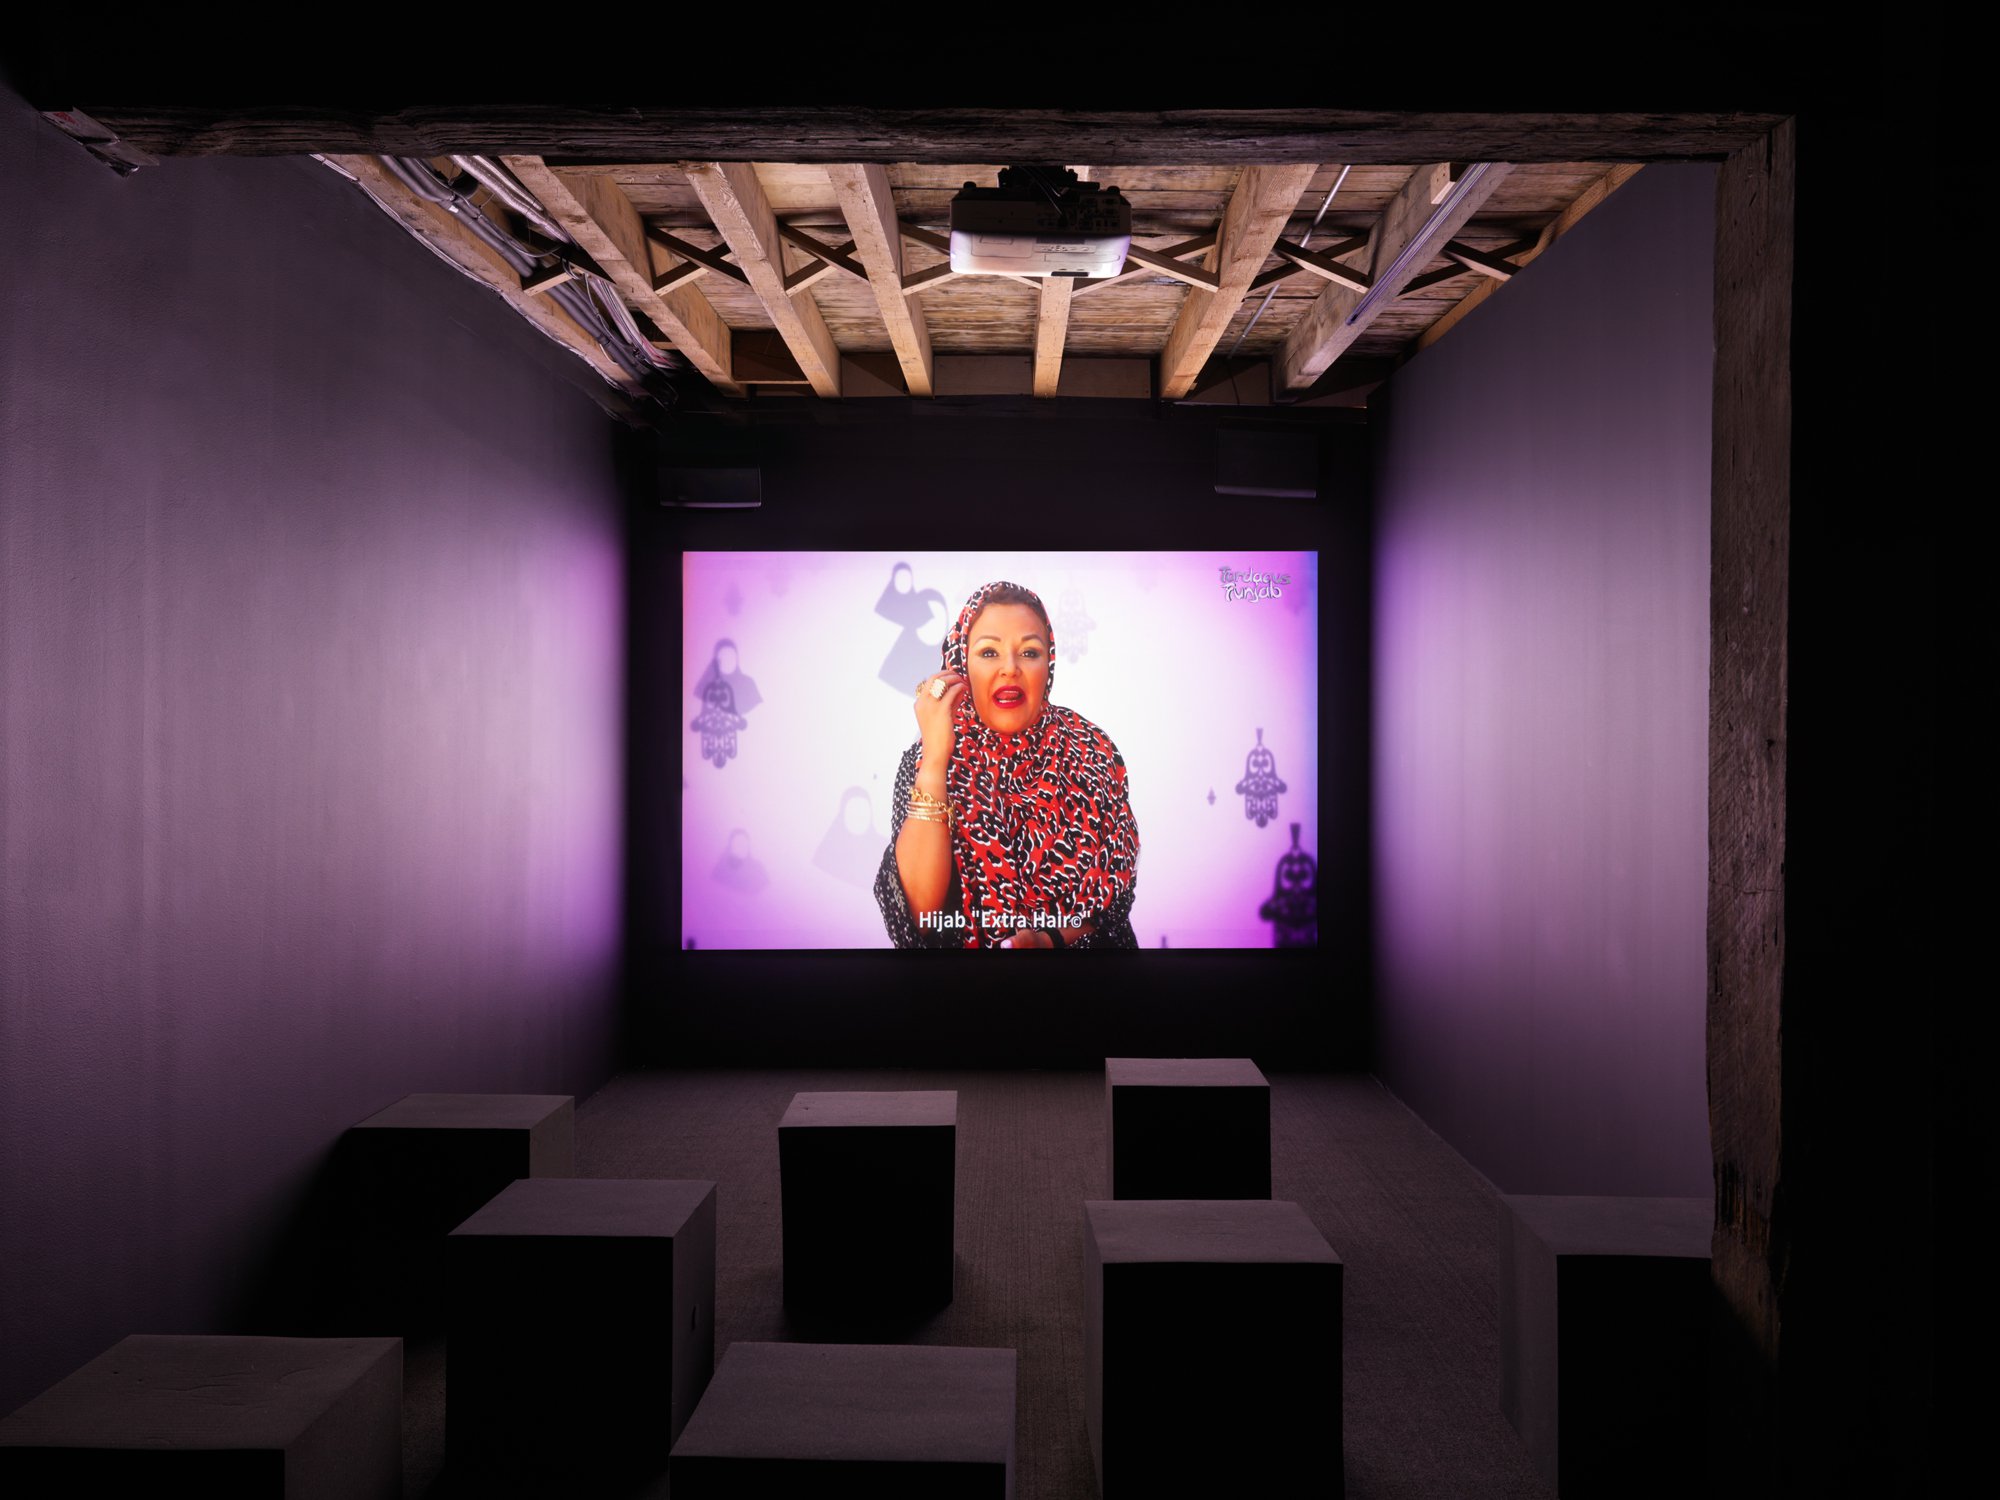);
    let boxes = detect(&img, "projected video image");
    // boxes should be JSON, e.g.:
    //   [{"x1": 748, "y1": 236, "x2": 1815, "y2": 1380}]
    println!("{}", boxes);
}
[{"x1": 683, "y1": 552, "x2": 1318, "y2": 949}]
